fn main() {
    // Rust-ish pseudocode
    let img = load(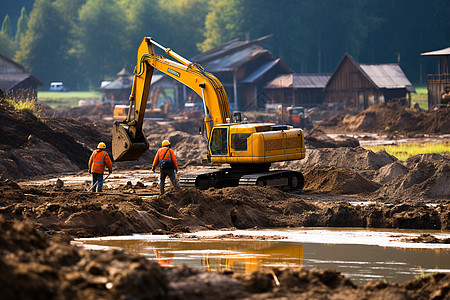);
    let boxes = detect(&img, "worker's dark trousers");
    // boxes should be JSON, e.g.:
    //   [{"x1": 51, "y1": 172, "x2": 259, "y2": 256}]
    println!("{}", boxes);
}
[
  {"x1": 92, "y1": 173, "x2": 104, "y2": 192},
  {"x1": 160, "y1": 169, "x2": 180, "y2": 195}
]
